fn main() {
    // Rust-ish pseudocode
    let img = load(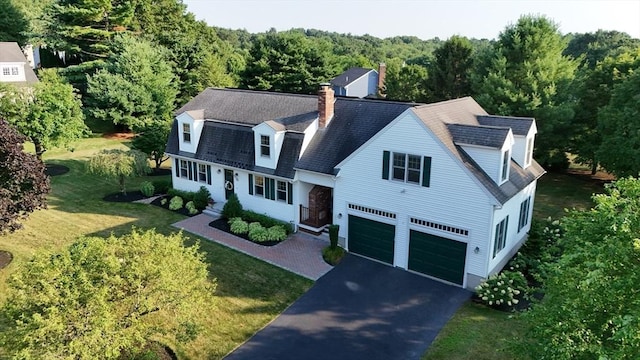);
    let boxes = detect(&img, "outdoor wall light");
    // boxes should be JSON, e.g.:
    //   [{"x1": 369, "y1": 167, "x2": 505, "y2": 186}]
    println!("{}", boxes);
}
[
  {"x1": 338, "y1": 213, "x2": 343, "y2": 219},
  {"x1": 235, "y1": 173, "x2": 239, "y2": 179},
  {"x1": 217, "y1": 169, "x2": 221, "y2": 174},
  {"x1": 474, "y1": 246, "x2": 480, "y2": 254}
]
